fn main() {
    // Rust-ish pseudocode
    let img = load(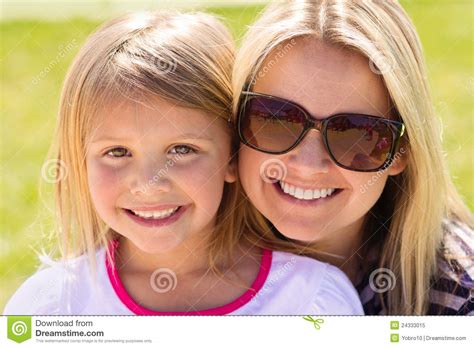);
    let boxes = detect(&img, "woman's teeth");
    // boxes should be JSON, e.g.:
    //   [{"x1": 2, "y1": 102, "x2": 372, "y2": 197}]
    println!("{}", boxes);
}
[
  {"x1": 131, "y1": 207, "x2": 179, "y2": 219},
  {"x1": 279, "y1": 181, "x2": 336, "y2": 200}
]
